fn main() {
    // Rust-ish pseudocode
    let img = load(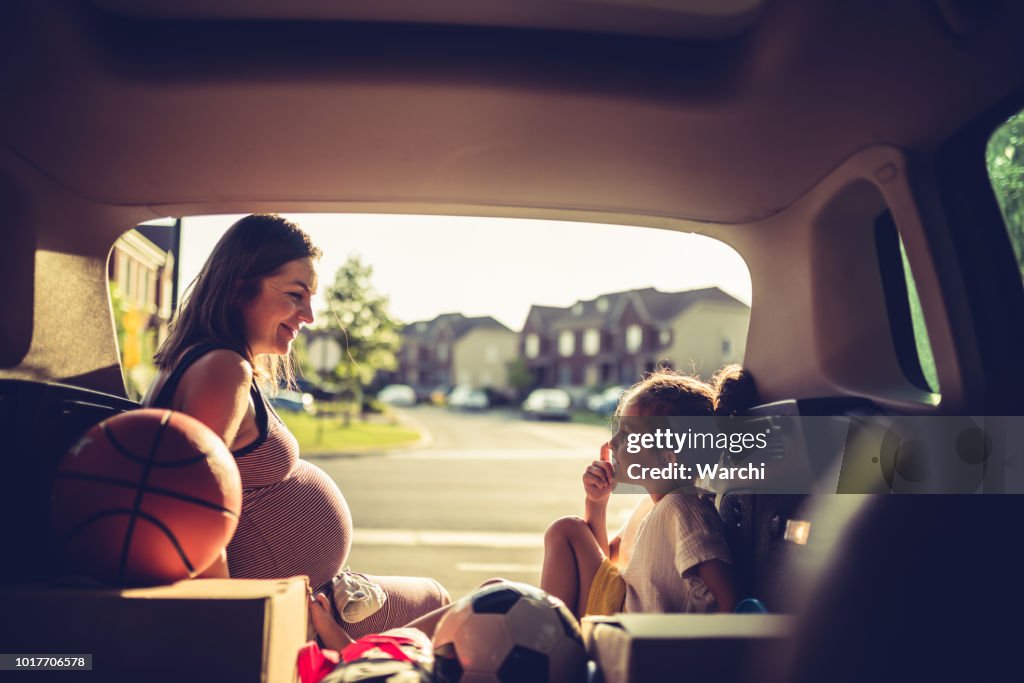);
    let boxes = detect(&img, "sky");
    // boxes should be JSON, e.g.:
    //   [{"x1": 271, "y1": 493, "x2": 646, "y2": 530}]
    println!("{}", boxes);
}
[{"x1": 179, "y1": 214, "x2": 752, "y2": 332}]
